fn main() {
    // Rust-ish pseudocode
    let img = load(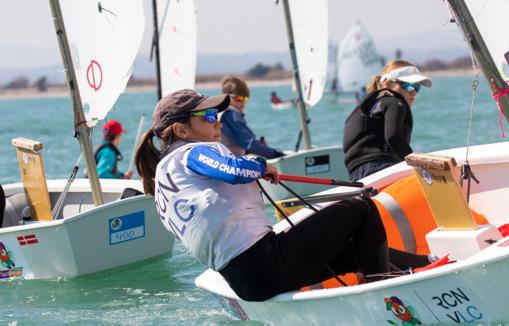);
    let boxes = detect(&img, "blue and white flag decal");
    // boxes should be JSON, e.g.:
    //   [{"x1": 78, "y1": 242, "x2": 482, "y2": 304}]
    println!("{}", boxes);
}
[{"x1": 109, "y1": 211, "x2": 145, "y2": 245}]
